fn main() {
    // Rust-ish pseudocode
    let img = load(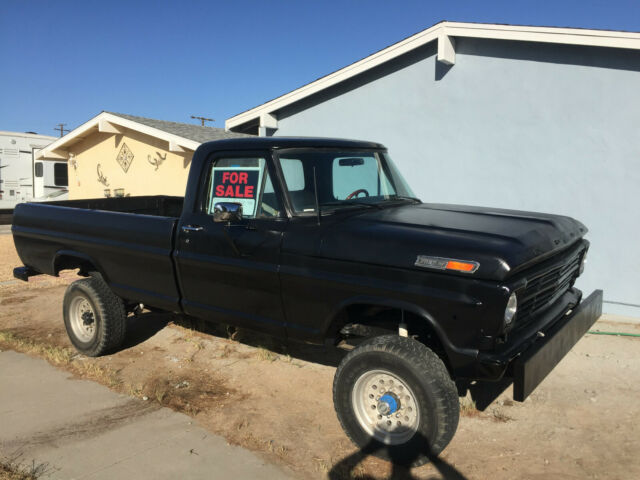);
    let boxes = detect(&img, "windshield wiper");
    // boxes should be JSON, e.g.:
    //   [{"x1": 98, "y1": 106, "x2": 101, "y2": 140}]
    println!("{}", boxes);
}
[{"x1": 320, "y1": 201, "x2": 383, "y2": 210}]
